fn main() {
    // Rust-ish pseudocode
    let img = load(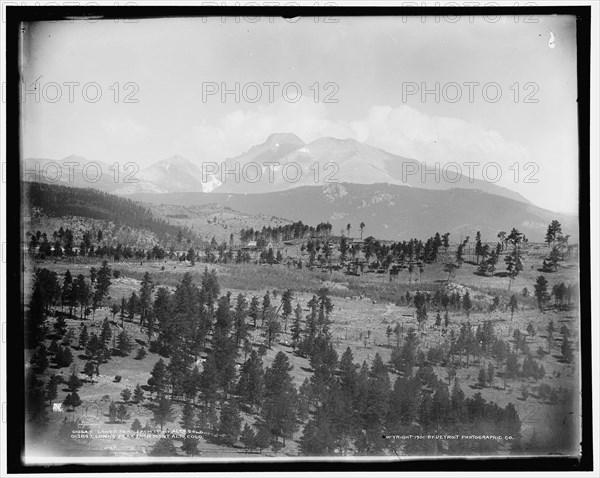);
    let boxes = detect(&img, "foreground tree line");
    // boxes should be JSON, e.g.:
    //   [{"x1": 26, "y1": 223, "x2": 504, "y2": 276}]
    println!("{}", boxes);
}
[{"x1": 24, "y1": 264, "x2": 544, "y2": 456}]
